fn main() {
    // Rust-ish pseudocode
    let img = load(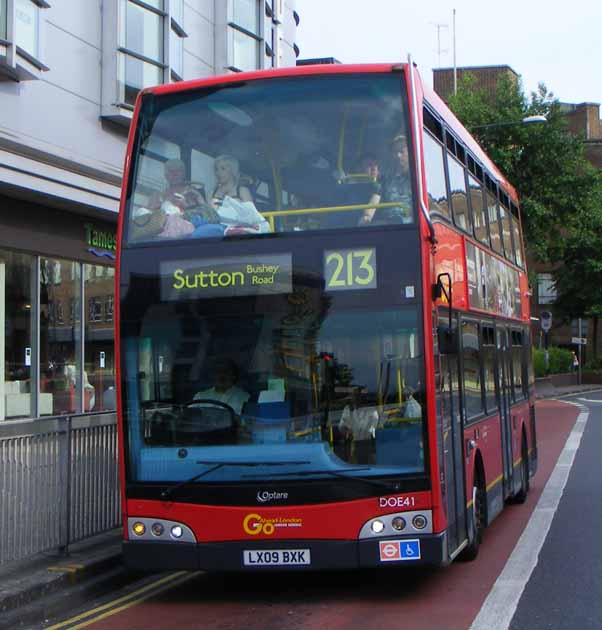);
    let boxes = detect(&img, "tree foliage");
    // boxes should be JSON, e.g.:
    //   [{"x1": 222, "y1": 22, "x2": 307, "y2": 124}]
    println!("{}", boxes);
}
[{"x1": 447, "y1": 74, "x2": 602, "y2": 356}]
